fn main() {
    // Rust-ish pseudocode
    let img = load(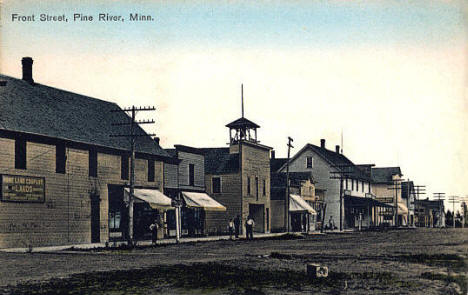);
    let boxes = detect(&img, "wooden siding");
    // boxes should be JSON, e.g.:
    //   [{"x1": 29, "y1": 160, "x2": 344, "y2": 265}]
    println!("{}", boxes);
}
[
  {"x1": 164, "y1": 163, "x2": 178, "y2": 189},
  {"x1": 177, "y1": 150, "x2": 205, "y2": 191},
  {"x1": 0, "y1": 137, "x2": 164, "y2": 248},
  {"x1": 241, "y1": 143, "x2": 270, "y2": 233},
  {"x1": 204, "y1": 173, "x2": 241, "y2": 233}
]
